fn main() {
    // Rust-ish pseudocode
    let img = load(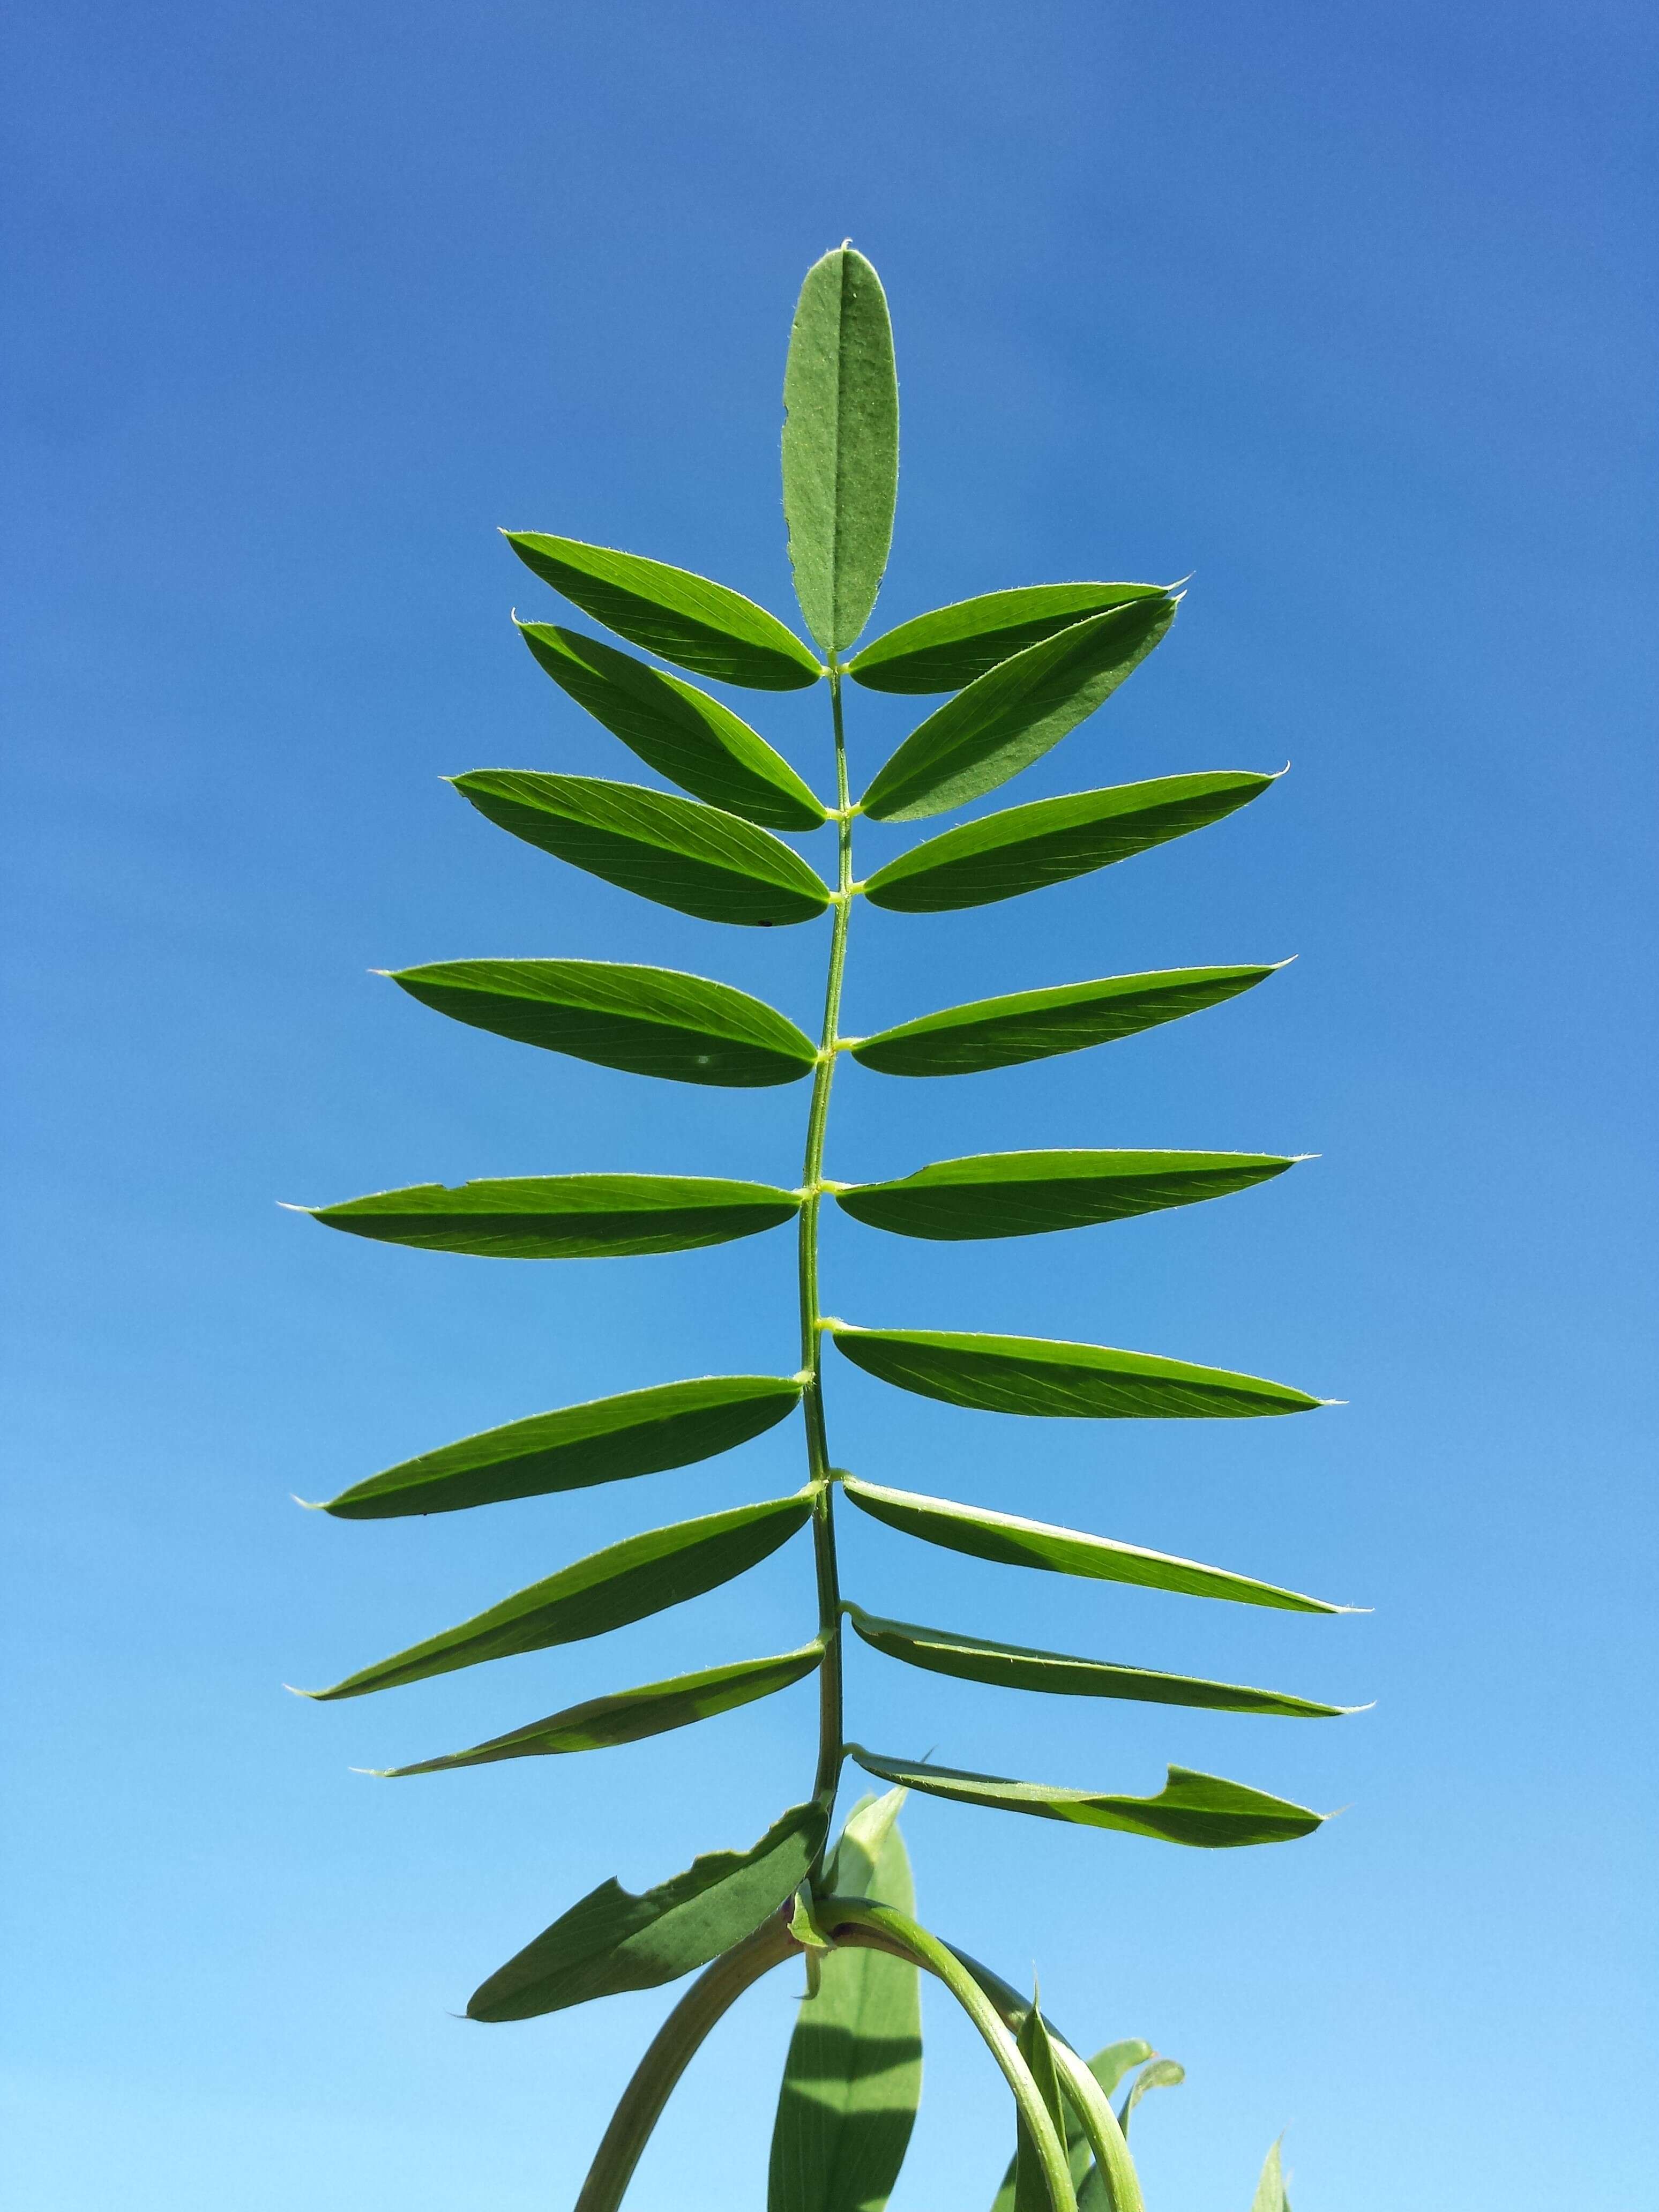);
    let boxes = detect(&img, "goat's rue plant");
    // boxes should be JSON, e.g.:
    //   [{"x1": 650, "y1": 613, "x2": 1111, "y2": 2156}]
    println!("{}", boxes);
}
[{"x1": 298, "y1": 246, "x2": 1355, "y2": 2212}]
